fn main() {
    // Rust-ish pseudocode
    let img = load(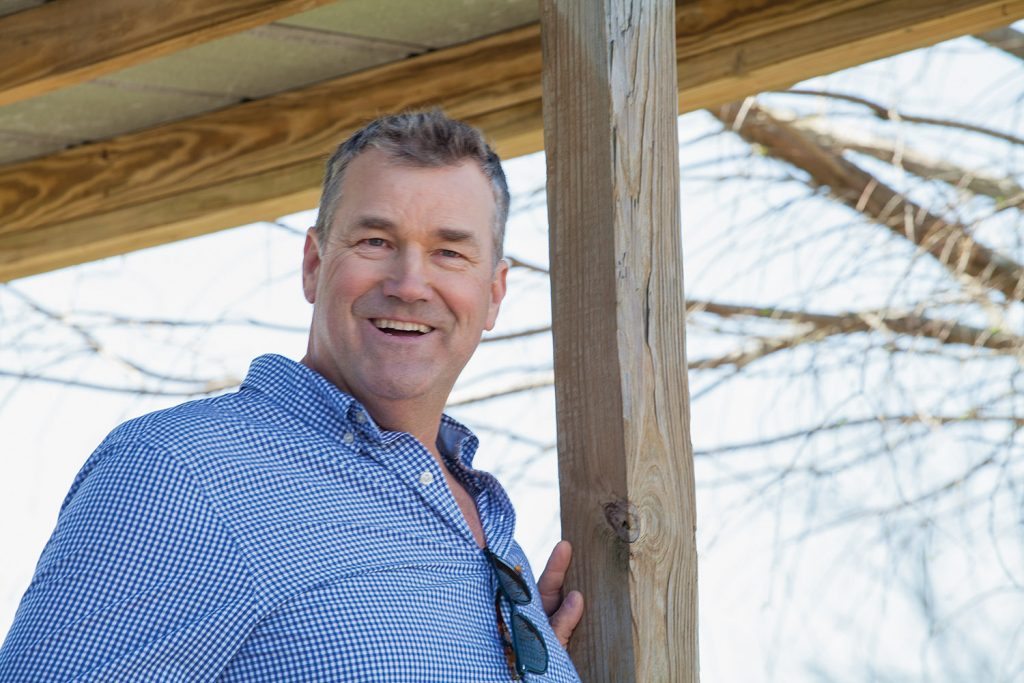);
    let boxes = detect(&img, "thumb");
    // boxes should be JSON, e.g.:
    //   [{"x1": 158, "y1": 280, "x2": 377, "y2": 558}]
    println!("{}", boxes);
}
[{"x1": 548, "y1": 590, "x2": 584, "y2": 648}]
